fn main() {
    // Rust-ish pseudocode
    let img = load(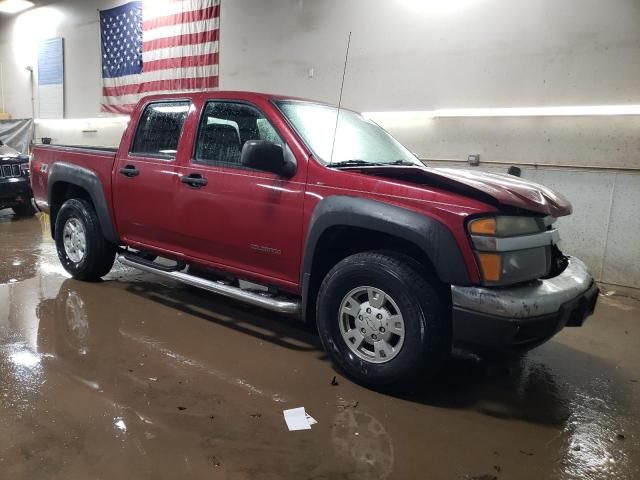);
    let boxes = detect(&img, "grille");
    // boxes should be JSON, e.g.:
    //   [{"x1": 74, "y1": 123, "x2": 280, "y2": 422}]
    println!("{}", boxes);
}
[{"x1": 0, "y1": 164, "x2": 21, "y2": 178}]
